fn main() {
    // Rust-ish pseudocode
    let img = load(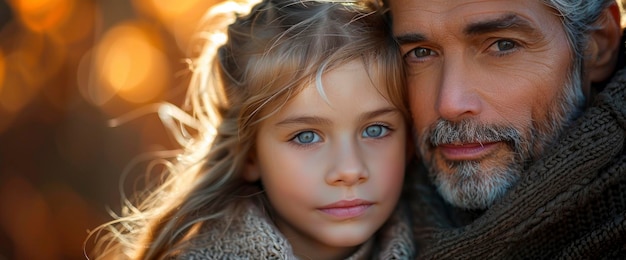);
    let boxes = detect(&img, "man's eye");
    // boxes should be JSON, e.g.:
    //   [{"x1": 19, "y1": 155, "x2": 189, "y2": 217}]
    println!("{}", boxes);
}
[
  {"x1": 362, "y1": 125, "x2": 390, "y2": 138},
  {"x1": 410, "y1": 47, "x2": 435, "y2": 58},
  {"x1": 293, "y1": 131, "x2": 320, "y2": 144},
  {"x1": 494, "y1": 40, "x2": 516, "y2": 51}
]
